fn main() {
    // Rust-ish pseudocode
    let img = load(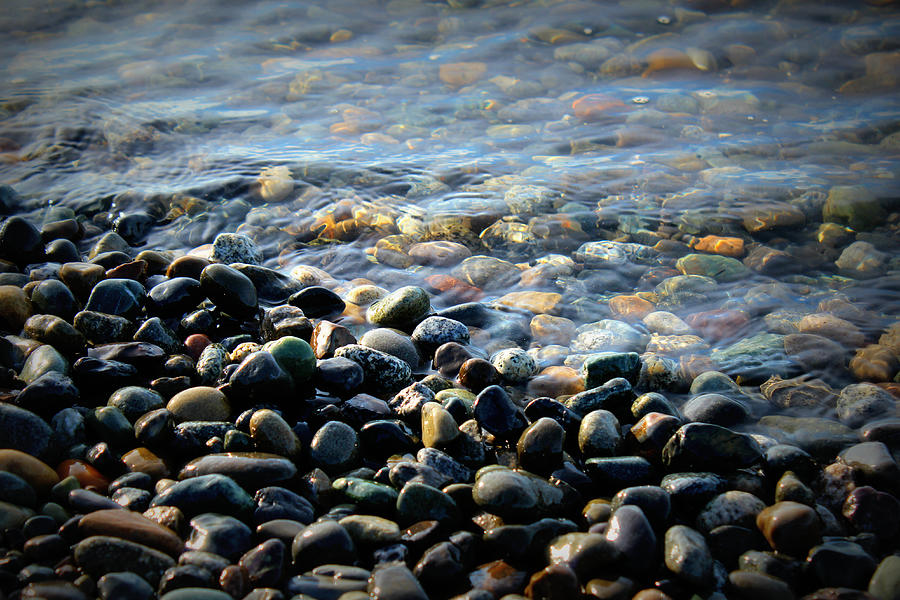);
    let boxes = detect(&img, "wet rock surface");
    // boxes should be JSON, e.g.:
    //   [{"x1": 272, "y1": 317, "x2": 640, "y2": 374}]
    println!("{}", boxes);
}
[{"x1": 1, "y1": 0, "x2": 900, "y2": 598}]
